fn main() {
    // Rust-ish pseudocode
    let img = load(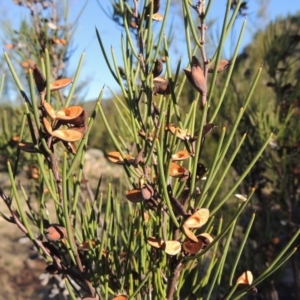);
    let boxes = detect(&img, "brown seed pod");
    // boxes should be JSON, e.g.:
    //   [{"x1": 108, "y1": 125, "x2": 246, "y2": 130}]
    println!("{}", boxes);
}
[
  {"x1": 33, "y1": 65, "x2": 46, "y2": 93},
  {"x1": 197, "y1": 233, "x2": 214, "y2": 248},
  {"x1": 178, "y1": 169, "x2": 190, "y2": 182},
  {"x1": 147, "y1": 237, "x2": 165, "y2": 249},
  {"x1": 43, "y1": 101, "x2": 57, "y2": 119},
  {"x1": 51, "y1": 125, "x2": 87, "y2": 142},
  {"x1": 62, "y1": 141, "x2": 77, "y2": 155},
  {"x1": 191, "y1": 56, "x2": 207, "y2": 95},
  {"x1": 20, "y1": 59, "x2": 36, "y2": 70},
  {"x1": 107, "y1": 151, "x2": 135, "y2": 164},
  {"x1": 167, "y1": 124, "x2": 191, "y2": 140},
  {"x1": 208, "y1": 59, "x2": 230, "y2": 73},
  {"x1": 55, "y1": 105, "x2": 84, "y2": 120},
  {"x1": 236, "y1": 271, "x2": 253, "y2": 285},
  {"x1": 57, "y1": 108, "x2": 87, "y2": 127},
  {"x1": 182, "y1": 225, "x2": 198, "y2": 243},
  {"x1": 45, "y1": 224, "x2": 67, "y2": 241},
  {"x1": 42, "y1": 241, "x2": 61, "y2": 259},
  {"x1": 126, "y1": 189, "x2": 144, "y2": 203},
  {"x1": 52, "y1": 37, "x2": 67, "y2": 45},
  {"x1": 43, "y1": 117, "x2": 53, "y2": 135},
  {"x1": 163, "y1": 240, "x2": 181, "y2": 255},
  {"x1": 182, "y1": 237, "x2": 203, "y2": 254},
  {"x1": 153, "y1": 77, "x2": 170, "y2": 95},
  {"x1": 145, "y1": 0, "x2": 160, "y2": 15},
  {"x1": 141, "y1": 183, "x2": 154, "y2": 200},
  {"x1": 111, "y1": 296, "x2": 128, "y2": 300},
  {"x1": 78, "y1": 240, "x2": 96, "y2": 251},
  {"x1": 50, "y1": 78, "x2": 72, "y2": 91},
  {"x1": 196, "y1": 163, "x2": 207, "y2": 180},
  {"x1": 45, "y1": 264, "x2": 61, "y2": 274},
  {"x1": 169, "y1": 162, "x2": 188, "y2": 178},
  {"x1": 172, "y1": 149, "x2": 190, "y2": 161},
  {"x1": 152, "y1": 13, "x2": 163, "y2": 21},
  {"x1": 18, "y1": 141, "x2": 37, "y2": 153},
  {"x1": 183, "y1": 208, "x2": 209, "y2": 229},
  {"x1": 152, "y1": 59, "x2": 163, "y2": 77},
  {"x1": 133, "y1": 149, "x2": 144, "y2": 165},
  {"x1": 27, "y1": 164, "x2": 40, "y2": 179}
]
